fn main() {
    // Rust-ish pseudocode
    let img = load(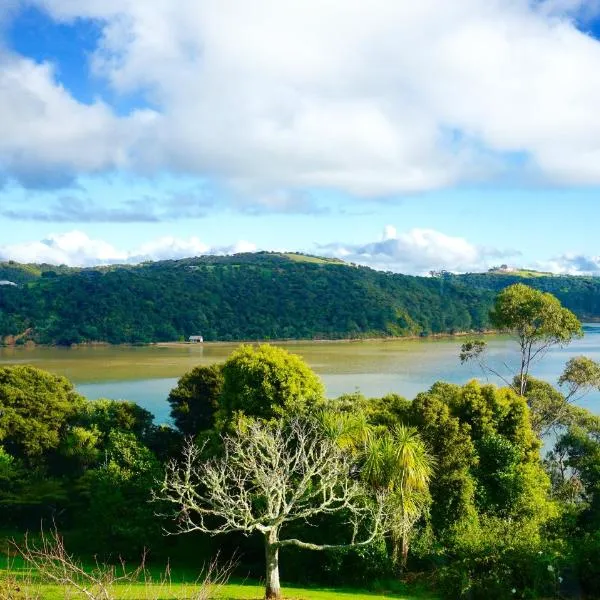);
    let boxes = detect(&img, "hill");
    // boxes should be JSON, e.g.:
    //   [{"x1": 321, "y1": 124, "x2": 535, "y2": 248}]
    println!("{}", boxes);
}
[{"x1": 0, "y1": 252, "x2": 598, "y2": 345}]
